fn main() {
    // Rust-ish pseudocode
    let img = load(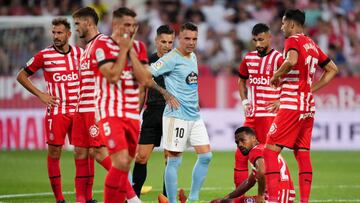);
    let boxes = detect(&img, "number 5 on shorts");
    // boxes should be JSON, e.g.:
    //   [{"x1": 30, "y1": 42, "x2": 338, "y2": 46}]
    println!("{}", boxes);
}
[{"x1": 103, "y1": 122, "x2": 111, "y2": 136}]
